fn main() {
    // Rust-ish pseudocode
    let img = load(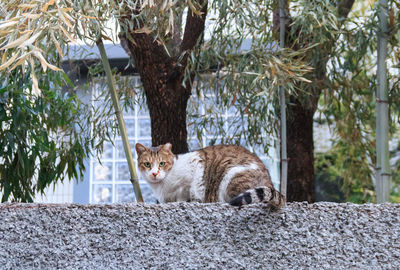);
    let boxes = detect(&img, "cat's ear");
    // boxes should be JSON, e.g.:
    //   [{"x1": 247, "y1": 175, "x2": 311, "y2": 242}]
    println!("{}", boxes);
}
[
  {"x1": 135, "y1": 143, "x2": 147, "y2": 155},
  {"x1": 161, "y1": 142, "x2": 172, "y2": 152}
]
